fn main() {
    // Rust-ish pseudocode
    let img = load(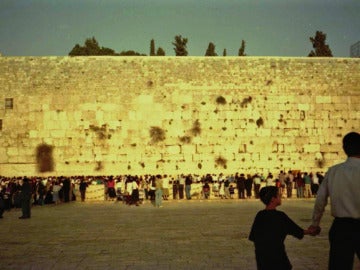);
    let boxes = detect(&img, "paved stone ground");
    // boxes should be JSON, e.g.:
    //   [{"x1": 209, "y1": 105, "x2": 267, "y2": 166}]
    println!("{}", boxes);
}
[{"x1": 0, "y1": 198, "x2": 359, "y2": 270}]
